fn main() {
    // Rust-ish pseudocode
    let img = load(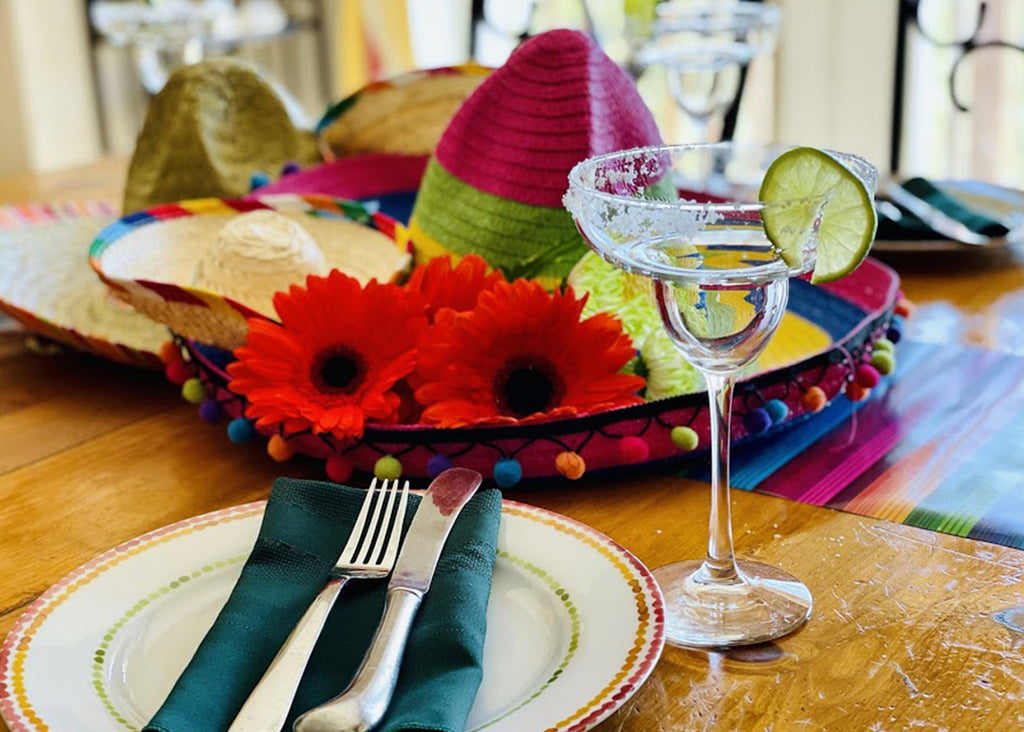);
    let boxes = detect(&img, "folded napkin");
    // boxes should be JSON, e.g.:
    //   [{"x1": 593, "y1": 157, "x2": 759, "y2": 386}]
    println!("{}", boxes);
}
[
  {"x1": 145, "y1": 478, "x2": 503, "y2": 732},
  {"x1": 876, "y1": 177, "x2": 1010, "y2": 240}
]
